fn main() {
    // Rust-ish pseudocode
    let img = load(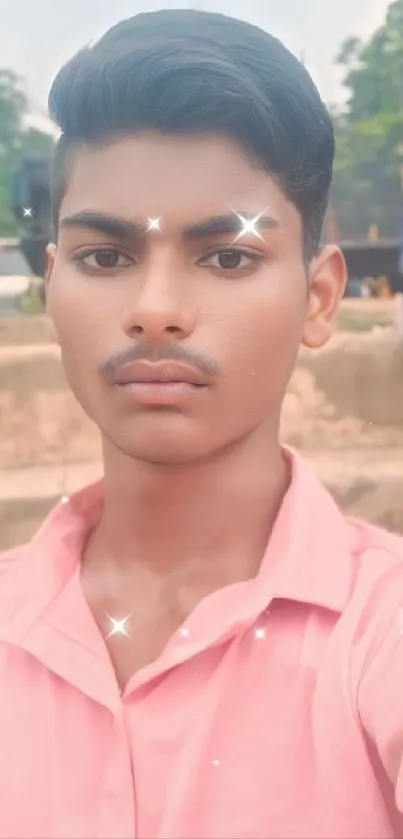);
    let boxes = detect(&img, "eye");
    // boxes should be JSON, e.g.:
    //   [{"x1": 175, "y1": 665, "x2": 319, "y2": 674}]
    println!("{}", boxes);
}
[
  {"x1": 199, "y1": 249, "x2": 264, "y2": 272},
  {"x1": 73, "y1": 249, "x2": 133, "y2": 270}
]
